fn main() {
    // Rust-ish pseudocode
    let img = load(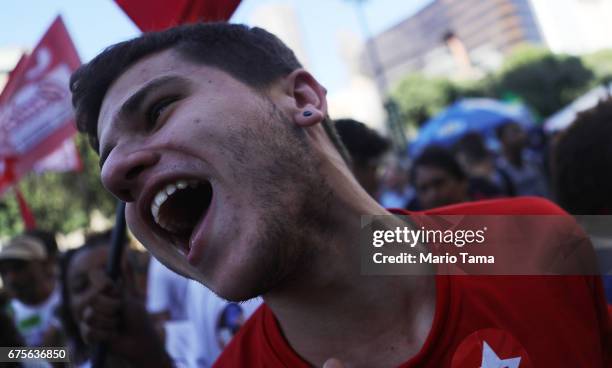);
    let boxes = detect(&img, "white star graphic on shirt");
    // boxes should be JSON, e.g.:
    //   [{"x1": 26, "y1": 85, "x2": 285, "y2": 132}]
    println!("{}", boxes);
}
[{"x1": 481, "y1": 341, "x2": 522, "y2": 368}]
